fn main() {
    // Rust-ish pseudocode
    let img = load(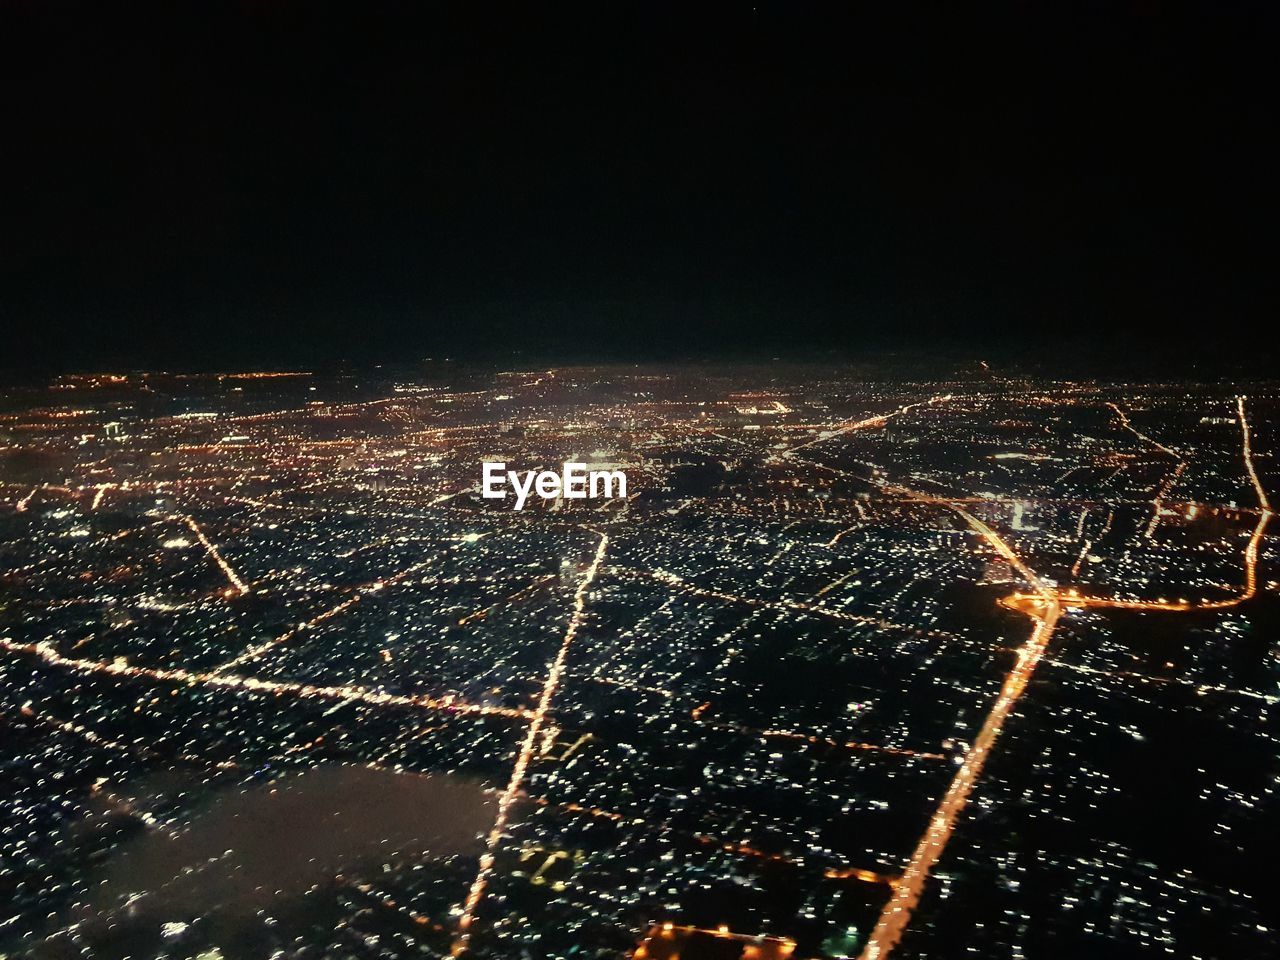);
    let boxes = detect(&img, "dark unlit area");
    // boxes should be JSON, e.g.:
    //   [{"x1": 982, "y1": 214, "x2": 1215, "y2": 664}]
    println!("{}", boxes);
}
[{"x1": 58, "y1": 765, "x2": 492, "y2": 956}]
